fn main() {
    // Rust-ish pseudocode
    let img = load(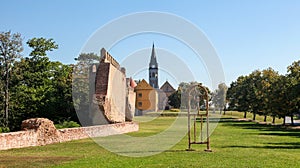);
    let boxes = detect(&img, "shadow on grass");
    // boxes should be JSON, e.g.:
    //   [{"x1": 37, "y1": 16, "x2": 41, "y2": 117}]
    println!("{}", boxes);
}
[
  {"x1": 221, "y1": 118, "x2": 300, "y2": 138},
  {"x1": 220, "y1": 117, "x2": 300, "y2": 149},
  {"x1": 224, "y1": 142, "x2": 300, "y2": 149}
]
